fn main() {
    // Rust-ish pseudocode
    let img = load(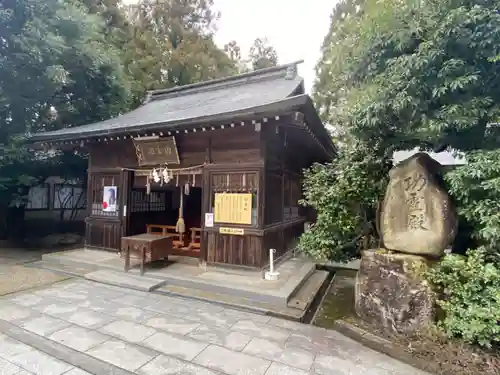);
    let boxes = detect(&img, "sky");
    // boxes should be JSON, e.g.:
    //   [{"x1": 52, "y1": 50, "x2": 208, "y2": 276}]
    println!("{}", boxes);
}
[
  {"x1": 393, "y1": 149, "x2": 466, "y2": 165},
  {"x1": 212, "y1": 0, "x2": 334, "y2": 93}
]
